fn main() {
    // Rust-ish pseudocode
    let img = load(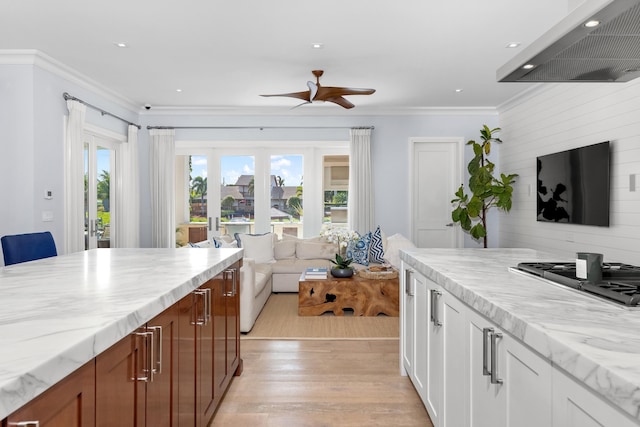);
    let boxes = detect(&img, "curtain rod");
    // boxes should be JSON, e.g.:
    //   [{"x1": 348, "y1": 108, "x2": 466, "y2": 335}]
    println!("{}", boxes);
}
[
  {"x1": 146, "y1": 125, "x2": 374, "y2": 130},
  {"x1": 63, "y1": 92, "x2": 141, "y2": 129}
]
